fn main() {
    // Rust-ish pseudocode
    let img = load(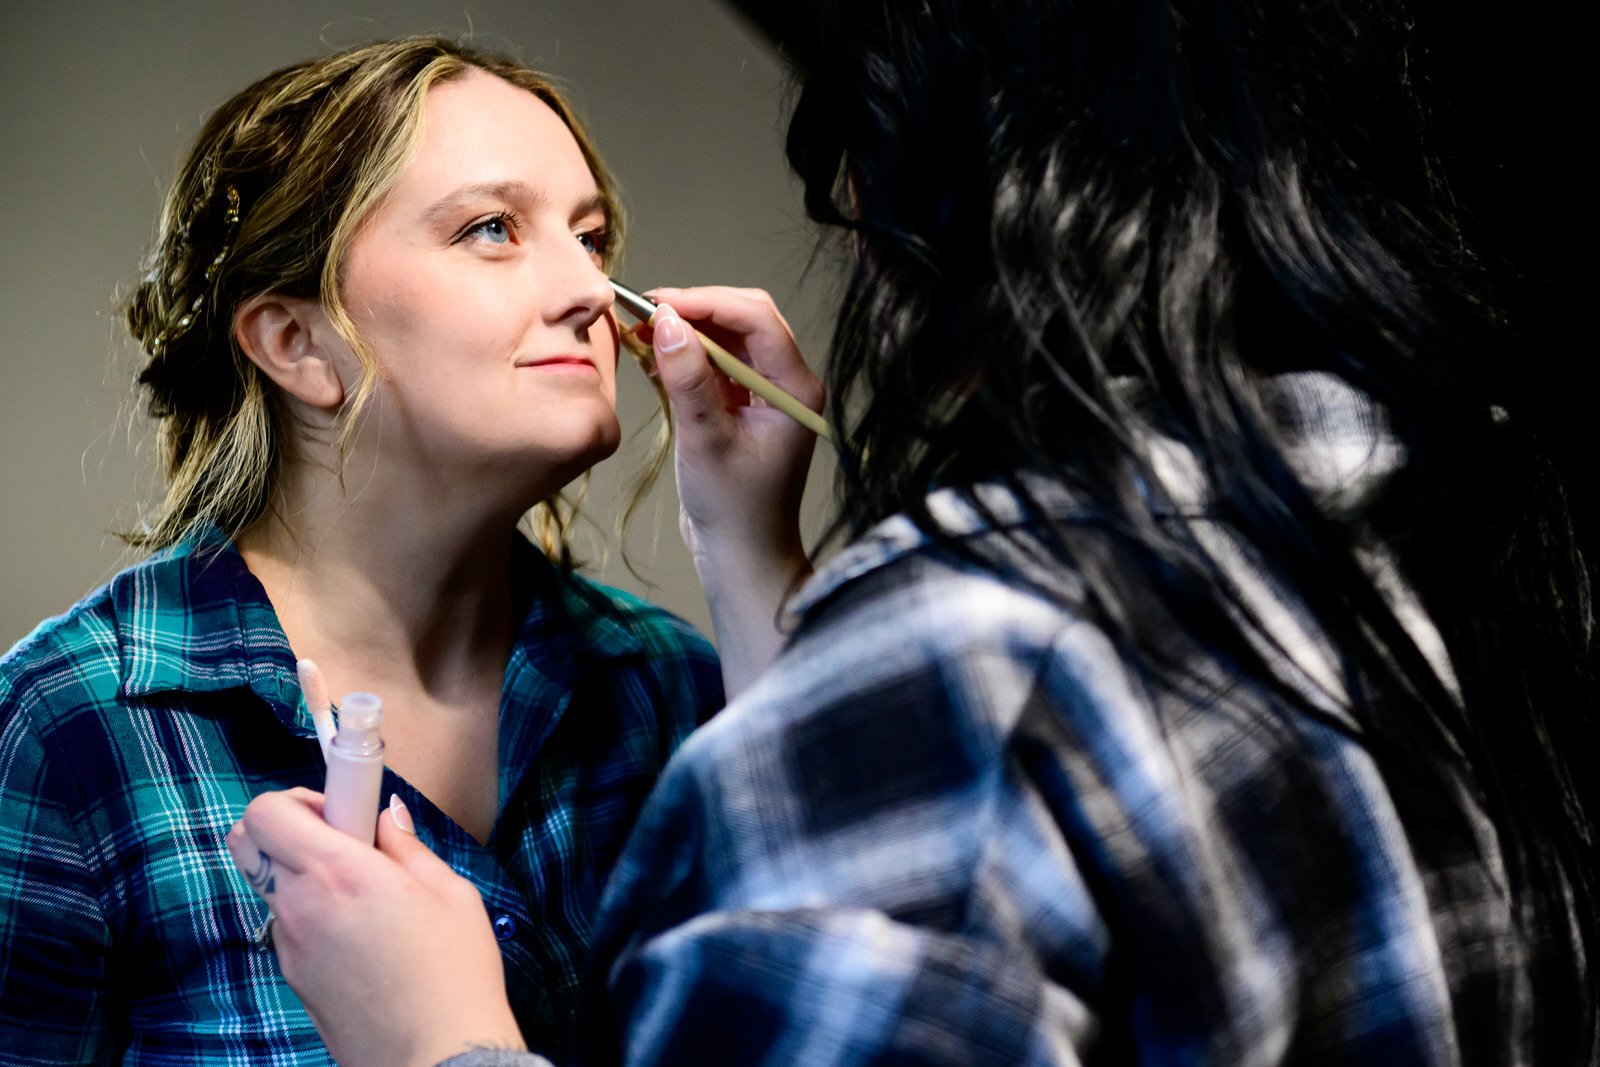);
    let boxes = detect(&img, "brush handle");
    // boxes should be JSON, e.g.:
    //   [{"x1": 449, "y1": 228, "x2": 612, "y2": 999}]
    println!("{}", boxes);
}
[
  {"x1": 610, "y1": 278, "x2": 832, "y2": 443},
  {"x1": 691, "y1": 327, "x2": 834, "y2": 443}
]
